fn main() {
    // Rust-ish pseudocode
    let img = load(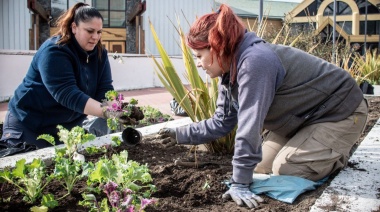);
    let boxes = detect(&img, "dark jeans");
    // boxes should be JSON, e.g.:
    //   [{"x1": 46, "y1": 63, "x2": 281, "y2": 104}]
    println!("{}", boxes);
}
[{"x1": 1, "y1": 111, "x2": 109, "y2": 149}]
